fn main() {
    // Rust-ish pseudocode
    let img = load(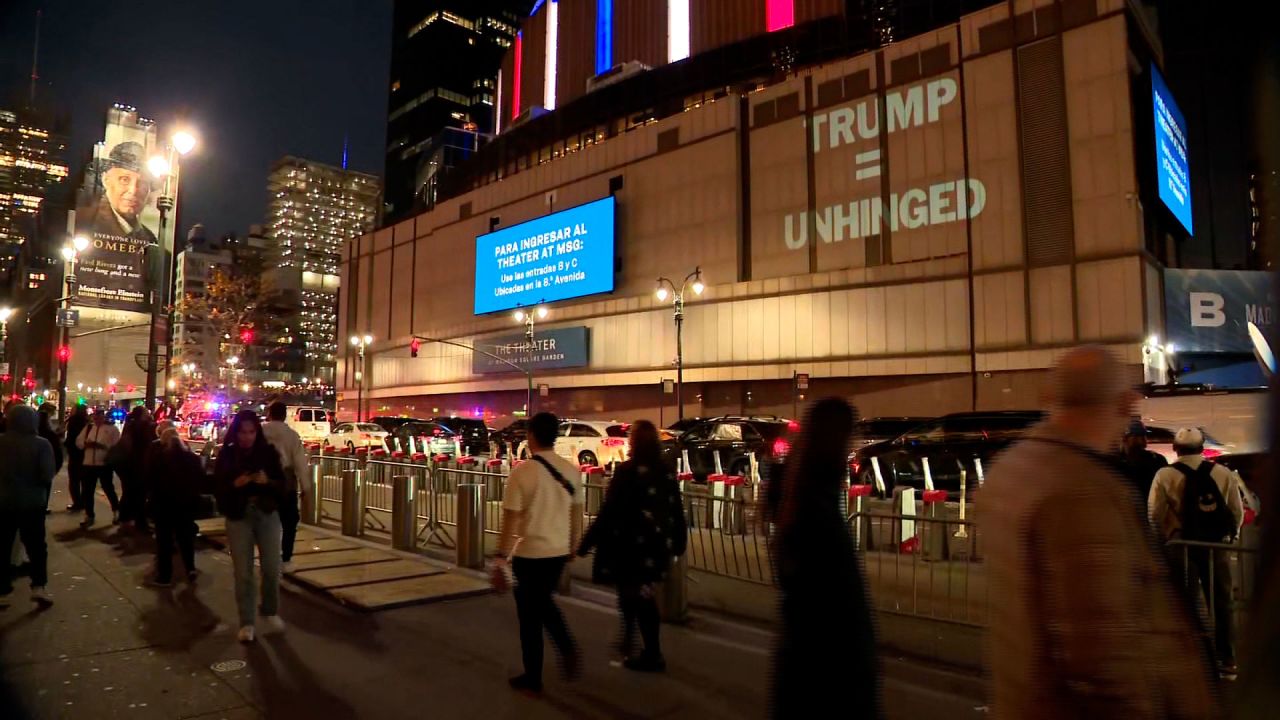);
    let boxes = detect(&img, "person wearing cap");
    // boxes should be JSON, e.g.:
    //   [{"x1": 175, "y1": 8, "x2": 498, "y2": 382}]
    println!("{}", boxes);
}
[
  {"x1": 1114, "y1": 420, "x2": 1167, "y2": 509},
  {"x1": 1148, "y1": 427, "x2": 1244, "y2": 673},
  {"x1": 983, "y1": 346, "x2": 1216, "y2": 719},
  {"x1": 76, "y1": 141, "x2": 158, "y2": 246}
]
